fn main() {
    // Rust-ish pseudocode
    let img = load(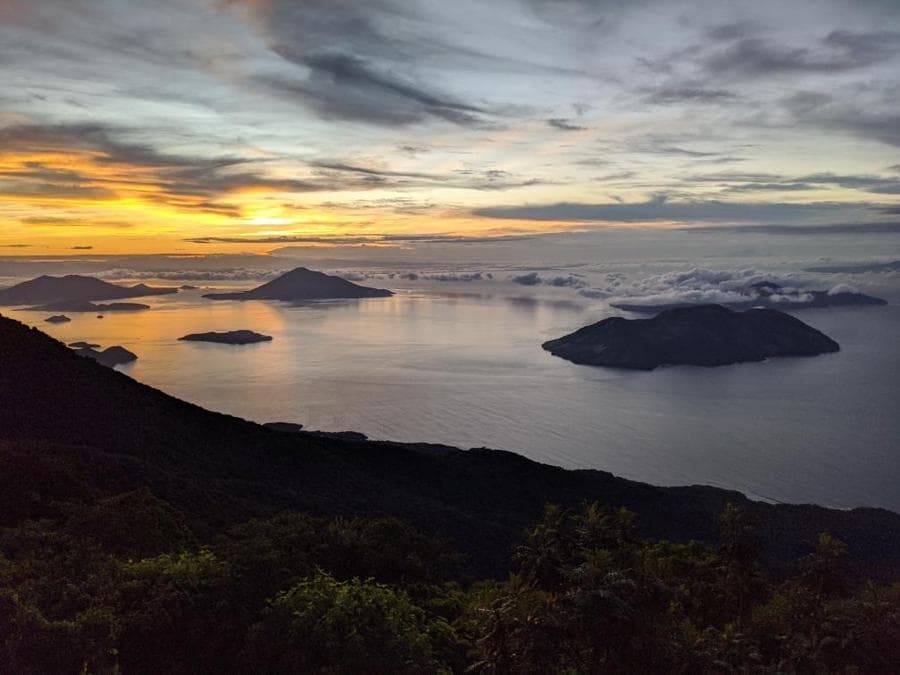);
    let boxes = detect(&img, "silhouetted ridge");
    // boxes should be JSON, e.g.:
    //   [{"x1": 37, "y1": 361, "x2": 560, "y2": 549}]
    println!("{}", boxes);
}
[
  {"x1": 203, "y1": 267, "x2": 393, "y2": 301},
  {"x1": 0, "y1": 314, "x2": 898, "y2": 579}
]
